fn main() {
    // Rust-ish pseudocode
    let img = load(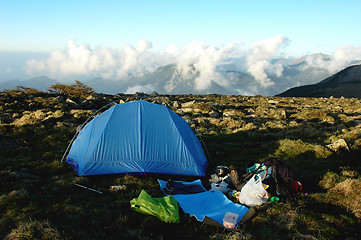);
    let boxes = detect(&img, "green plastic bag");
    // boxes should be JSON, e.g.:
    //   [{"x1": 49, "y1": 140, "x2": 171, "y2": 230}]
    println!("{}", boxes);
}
[{"x1": 130, "y1": 190, "x2": 180, "y2": 223}]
